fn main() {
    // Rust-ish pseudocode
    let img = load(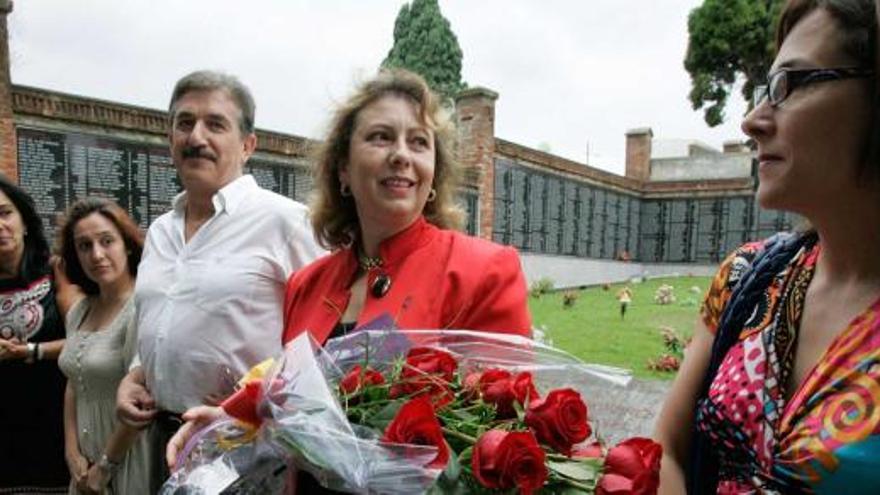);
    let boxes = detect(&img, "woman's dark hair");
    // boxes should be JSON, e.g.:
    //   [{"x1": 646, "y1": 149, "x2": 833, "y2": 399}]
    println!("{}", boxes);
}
[
  {"x1": 0, "y1": 175, "x2": 50, "y2": 282},
  {"x1": 777, "y1": 0, "x2": 879, "y2": 175},
  {"x1": 57, "y1": 197, "x2": 144, "y2": 295}
]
